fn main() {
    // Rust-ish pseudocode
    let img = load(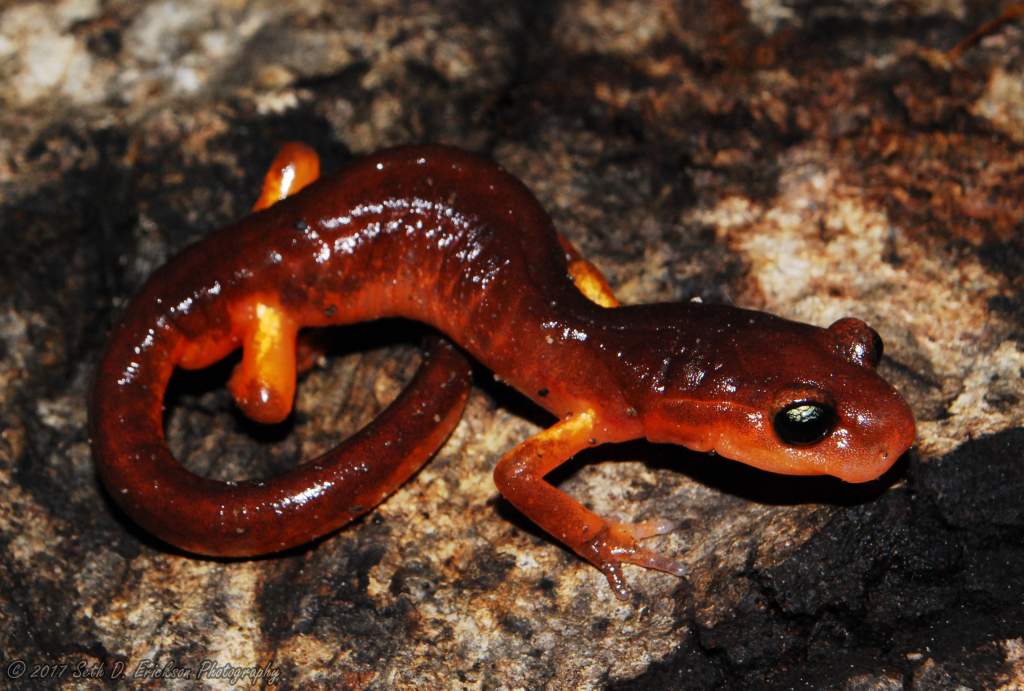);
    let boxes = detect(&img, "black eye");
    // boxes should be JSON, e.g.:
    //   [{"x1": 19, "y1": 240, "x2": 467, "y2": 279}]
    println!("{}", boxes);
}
[{"x1": 773, "y1": 401, "x2": 836, "y2": 446}]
